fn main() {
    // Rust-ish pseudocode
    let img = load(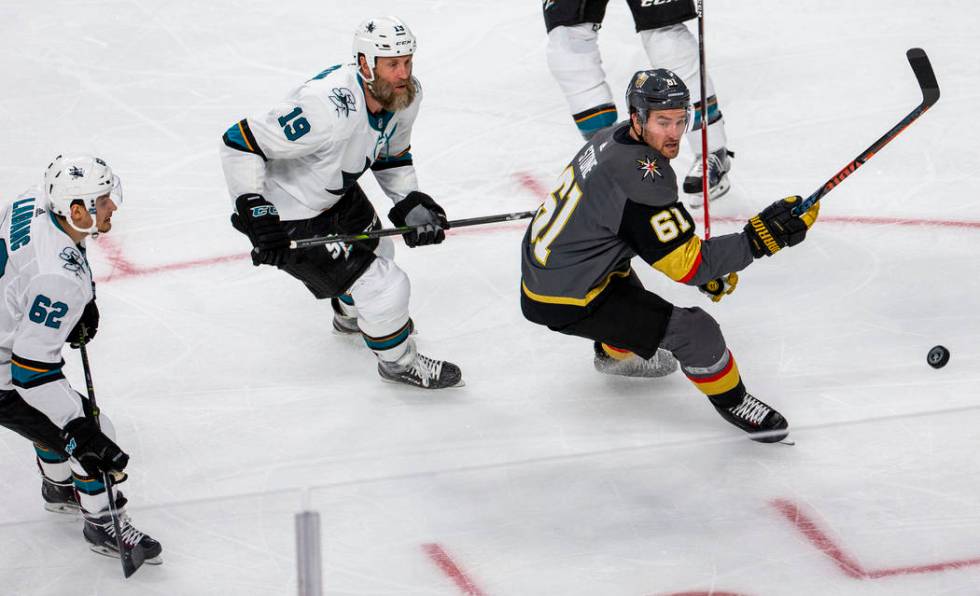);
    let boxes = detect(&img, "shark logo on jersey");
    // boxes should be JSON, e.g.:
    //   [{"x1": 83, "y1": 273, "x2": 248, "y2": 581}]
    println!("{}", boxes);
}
[
  {"x1": 59, "y1": 247, "x2": 87, "y2": 278},
  {"x1": 68, "y1": 166, "x2": 85, "y2": 179},
  {"x1": 329, "y1": 88, "x2": 357, "y2": 118},
  {"x1": 636, "y1": 156, "x2": 663, "y2": 181}
]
